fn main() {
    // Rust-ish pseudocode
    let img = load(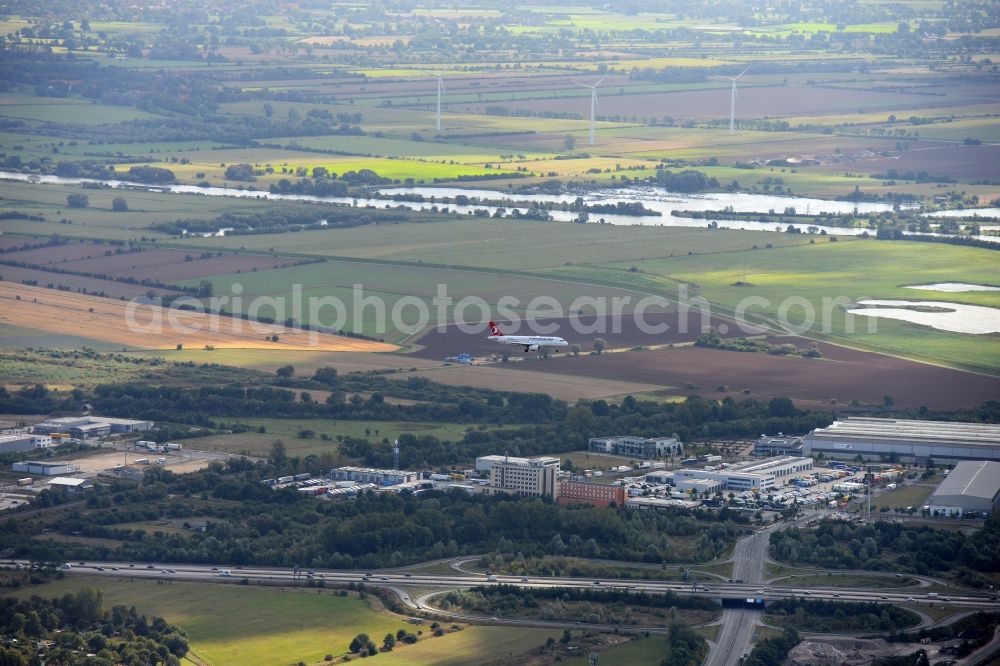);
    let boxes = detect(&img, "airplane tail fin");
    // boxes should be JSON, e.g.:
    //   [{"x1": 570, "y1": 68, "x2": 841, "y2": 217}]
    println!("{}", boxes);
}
[{"x1": 488, "y1": 320, "x2": 503, "y2": 336}]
